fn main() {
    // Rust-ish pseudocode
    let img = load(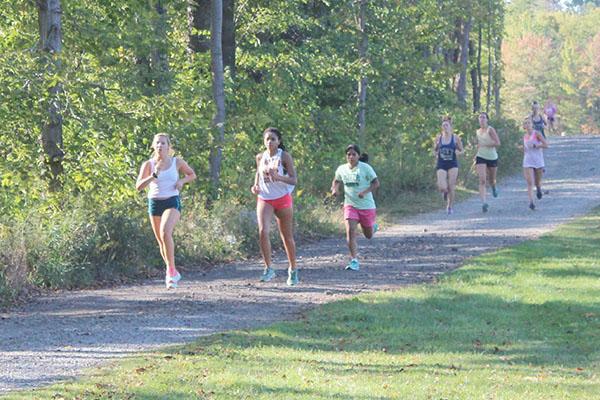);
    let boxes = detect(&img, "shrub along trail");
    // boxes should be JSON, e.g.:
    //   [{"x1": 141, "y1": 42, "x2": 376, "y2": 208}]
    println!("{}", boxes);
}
[{"x1": 1, "y1": 136, "x2": 600, "y2": 392}]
